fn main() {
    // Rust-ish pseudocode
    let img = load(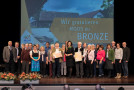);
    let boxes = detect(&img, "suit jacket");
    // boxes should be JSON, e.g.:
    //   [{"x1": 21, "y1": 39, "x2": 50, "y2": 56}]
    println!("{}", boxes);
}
[
  {"x1": 18, "y1": 48, "x2": 22, "y2": 56},
  {"x1": 51, "y1": 48, "x2": 63, "y2": 63},
  {"x1": 75, "y1": 47, "x2": 83, "y2": 55},
  {"x1": 123, "y1": 47, "x2": 130, "y2": 61},
  {"x1": 3, "y1": 46, "x2": 17, "y2": 63},
  {"x1": 16, "y1": 48, "x2": 22, "y2": 63}
]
